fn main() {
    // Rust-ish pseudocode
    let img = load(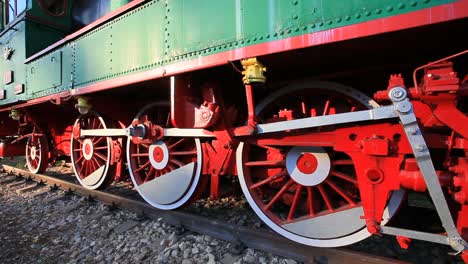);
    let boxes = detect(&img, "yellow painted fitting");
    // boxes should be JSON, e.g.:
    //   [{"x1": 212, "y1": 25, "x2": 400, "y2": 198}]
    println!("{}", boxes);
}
[
  {"x1": 9, "y1": 109, "x2": 23, "y2": 121},
  {"x1": 241, "y1": 58, "x2": 266, "y2": 84},
  {"x1": 75, "y1": 96, "x2": 92, "y2": 115}
]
